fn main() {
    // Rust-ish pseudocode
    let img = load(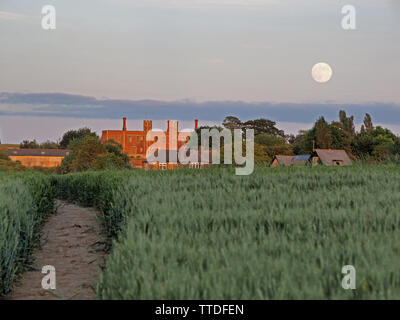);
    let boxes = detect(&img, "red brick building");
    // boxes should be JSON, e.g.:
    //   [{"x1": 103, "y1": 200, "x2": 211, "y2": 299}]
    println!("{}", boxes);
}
[{"x1": 101, "y1": 118, "x2": 199, "y2": 168}]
